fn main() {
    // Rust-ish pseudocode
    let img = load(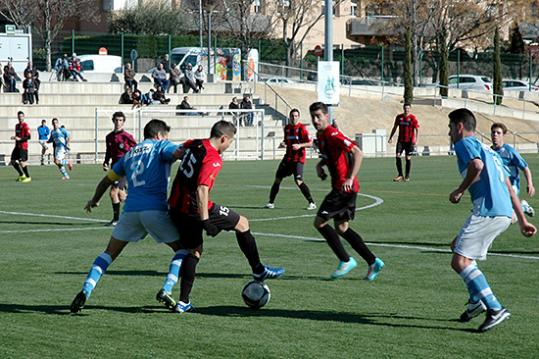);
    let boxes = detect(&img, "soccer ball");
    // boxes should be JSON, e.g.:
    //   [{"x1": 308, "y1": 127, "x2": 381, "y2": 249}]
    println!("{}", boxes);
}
[{"x1": 242, "y1": 280, "x2": 270, "y2": 309}]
